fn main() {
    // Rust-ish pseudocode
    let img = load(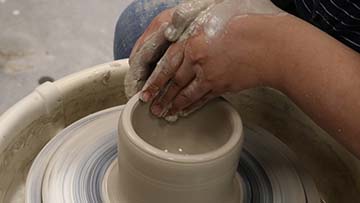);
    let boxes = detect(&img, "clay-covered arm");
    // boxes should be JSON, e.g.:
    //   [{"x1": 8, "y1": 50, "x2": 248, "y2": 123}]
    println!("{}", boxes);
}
[
  {"x1": 133, "y1": 0, "x2": 360, "y2": 157},
  {"x1": 142, "y1": 11, "x2": 360, "y2": 158},
  {"x1": 233, "y1": 14, "x2": 360, "y2": 158}
]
